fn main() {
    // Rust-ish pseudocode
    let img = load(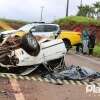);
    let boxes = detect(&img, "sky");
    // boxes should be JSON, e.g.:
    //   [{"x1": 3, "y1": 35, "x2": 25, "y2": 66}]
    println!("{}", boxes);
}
[{"x1": 0, "y1": 0, "x2": 99, "y2": 22}]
